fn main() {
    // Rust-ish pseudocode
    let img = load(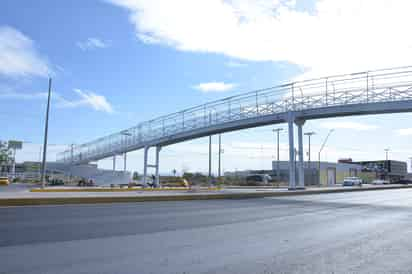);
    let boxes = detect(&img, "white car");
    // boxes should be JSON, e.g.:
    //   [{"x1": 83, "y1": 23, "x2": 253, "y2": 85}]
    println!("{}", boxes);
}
[
  {"x1": 246, "y1": 174, "x2": 272, "y2": 185},
  {"x1": 343, "y1": 177, "x2": 363, "y2": 186},
  {"x1": 372, "y1": 179, "x2": 389, "y2": 185}
]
